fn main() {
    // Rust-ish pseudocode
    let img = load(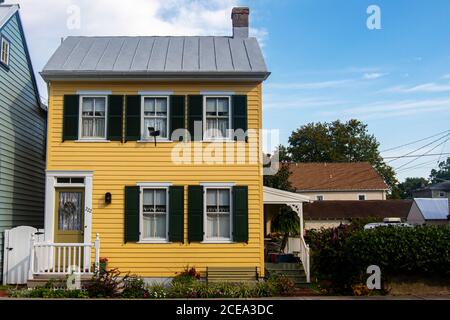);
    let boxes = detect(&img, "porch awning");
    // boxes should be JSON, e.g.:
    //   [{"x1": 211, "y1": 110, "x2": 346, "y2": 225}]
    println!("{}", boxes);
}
[{"x1": 263, "y1": 186, "x2": 310, "y2": 204}]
